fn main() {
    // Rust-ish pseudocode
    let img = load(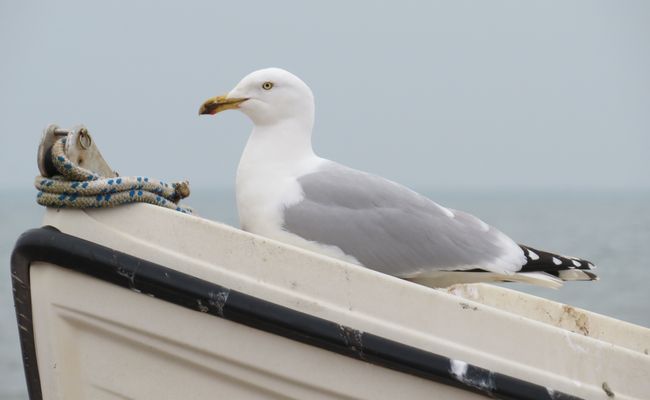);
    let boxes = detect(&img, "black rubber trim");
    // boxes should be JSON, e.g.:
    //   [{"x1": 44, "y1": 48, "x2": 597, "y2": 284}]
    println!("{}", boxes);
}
[{"x1": 11, "y1": 227, "x2": 582, "y2": 400}]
